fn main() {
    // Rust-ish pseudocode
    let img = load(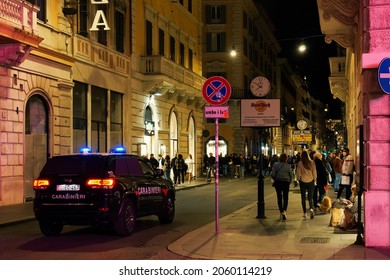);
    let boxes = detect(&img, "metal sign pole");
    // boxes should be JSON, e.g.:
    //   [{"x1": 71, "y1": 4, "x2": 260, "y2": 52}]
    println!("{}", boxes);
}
[
  {"x1": 215, "y1": 118, "x2": 219, "y2": 234},
  {"x1": 257, "y1": 128, "x2": 265, "y2": 218}
]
